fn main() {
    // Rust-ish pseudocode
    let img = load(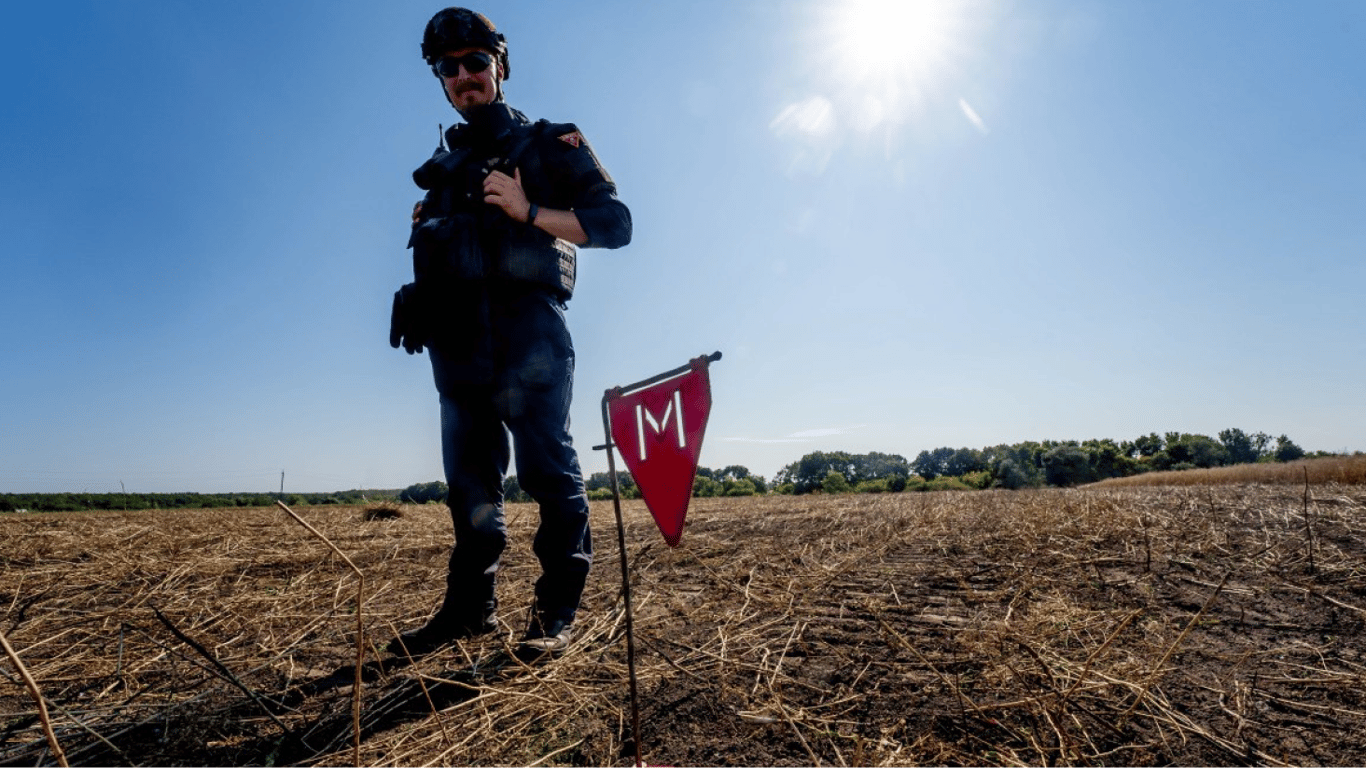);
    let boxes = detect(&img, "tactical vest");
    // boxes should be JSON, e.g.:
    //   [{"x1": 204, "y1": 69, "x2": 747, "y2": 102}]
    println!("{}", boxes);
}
[{"x1": 408, "y1": 119, "x2": 577, "y2": 300}]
